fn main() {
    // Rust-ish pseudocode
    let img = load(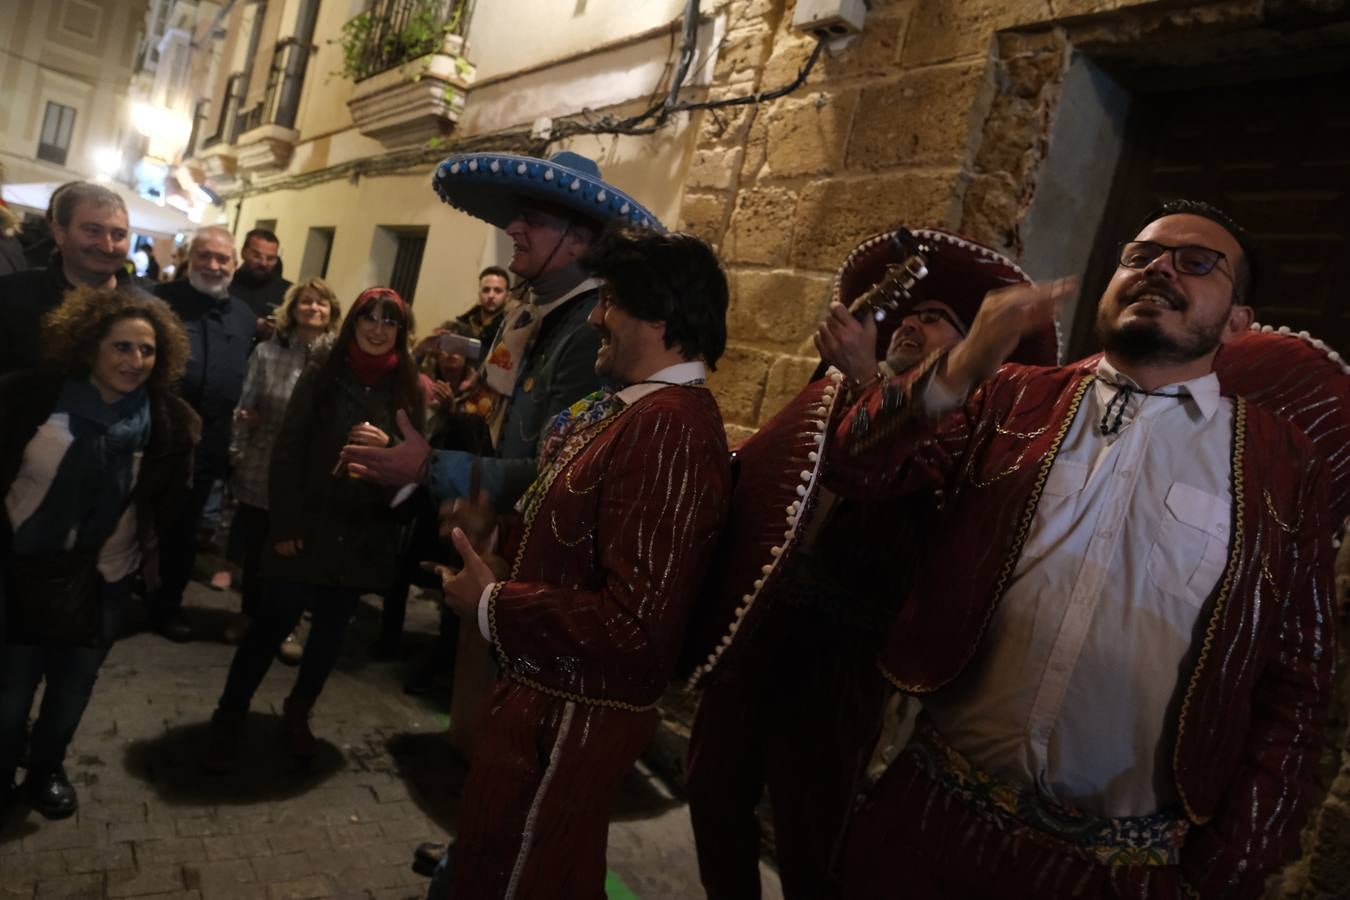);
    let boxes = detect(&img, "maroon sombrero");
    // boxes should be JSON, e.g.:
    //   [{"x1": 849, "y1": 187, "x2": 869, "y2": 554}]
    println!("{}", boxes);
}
[
  {"x1": 1215, "y1": 324, "x2": 1350, "y2": 528},
  {"x1": 682, "y1": 229, "x2": 1059, "y2": 689},
  {"x1": 834, "y1": 227, "x2": 1060, "y2": 368}
]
